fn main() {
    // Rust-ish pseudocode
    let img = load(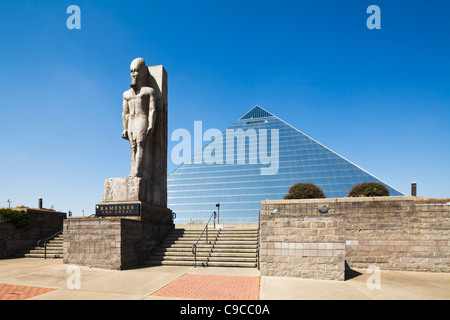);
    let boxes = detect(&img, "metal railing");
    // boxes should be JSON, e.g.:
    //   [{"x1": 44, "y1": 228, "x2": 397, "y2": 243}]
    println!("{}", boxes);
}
[
  {"x1": 257, "y1": 210, "x2": 261, "y2": 270},
  {"x1": 135, "y1": 212, "x2": 176, "y2": 264},
  {"x1": 1, "y1": 212, "x2": 64, "y2": 257},
  {"x1": 192, "y1": 211, "x2": 217, "y2": 268},
  {"x1": 37, "y1": 229, "x2": 63, "y2": 259}
]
